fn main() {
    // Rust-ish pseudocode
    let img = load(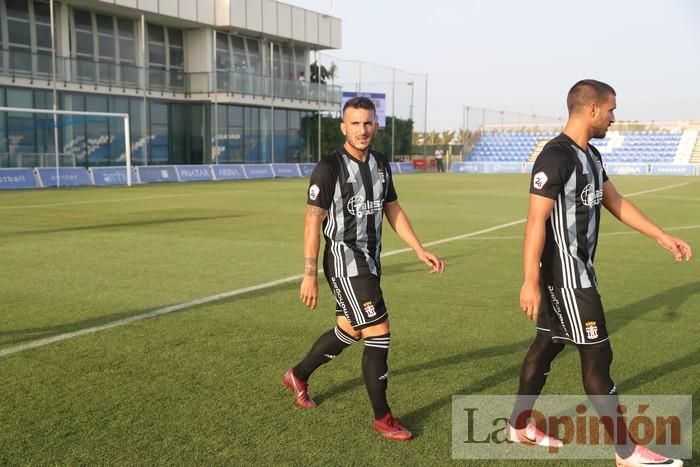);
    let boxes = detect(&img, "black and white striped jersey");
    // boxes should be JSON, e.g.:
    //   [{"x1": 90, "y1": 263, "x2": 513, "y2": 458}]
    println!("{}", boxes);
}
[
  {"x1": 307, "y1": 148, "x2": 398, "y2": 278},
  {"x1": 530, "y1": 133, "x2": 609, "y2": 289}
]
